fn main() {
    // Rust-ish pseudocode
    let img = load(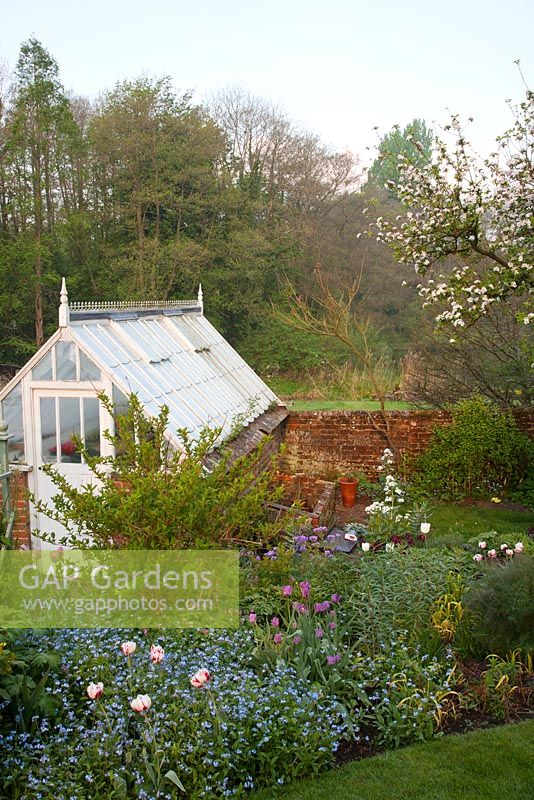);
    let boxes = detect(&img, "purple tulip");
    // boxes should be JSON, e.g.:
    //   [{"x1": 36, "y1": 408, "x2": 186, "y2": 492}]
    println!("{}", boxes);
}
[
  {"x1": 248, "y1": 612, "x2": 257, "y2": 624},
  {"x1": 293, "y1": 635, "x2": 302, "y2": 645},
  {"x1": 273, "y1": 633, "x2": 283, "y2": 644},
  {"x1": 282, "y1": 585, "x2": 293, "y2": 597},
  {"x1": 299, "y1": 581, "x2": 311, "y2": 599},
  {"x1": 326, "y1": 654, "x2": 342, "y2": 666},
  {"x1": 331, "y1": 593, "x2": 341, "y2": 603},
  {"x1": 270, "y1": 617, "x2": 280, "y2": 628},
  {"x1": 315, "y1": 627, "x2": 324, "y2": 638}
]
